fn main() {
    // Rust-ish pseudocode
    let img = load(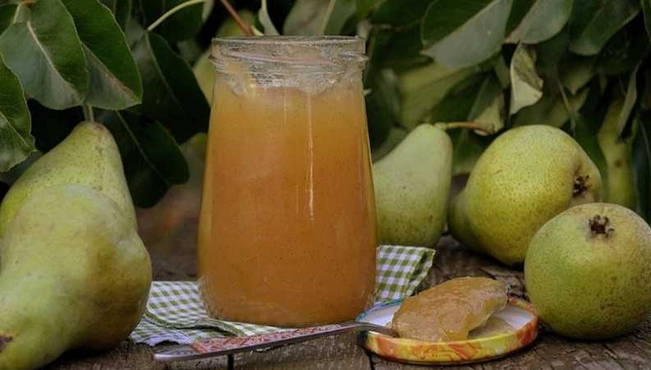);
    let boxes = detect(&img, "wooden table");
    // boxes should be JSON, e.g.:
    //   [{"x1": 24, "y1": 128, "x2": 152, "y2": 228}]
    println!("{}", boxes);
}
[{"x1": 46, "y1": 236, "x2": 651, "y2": 369}]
